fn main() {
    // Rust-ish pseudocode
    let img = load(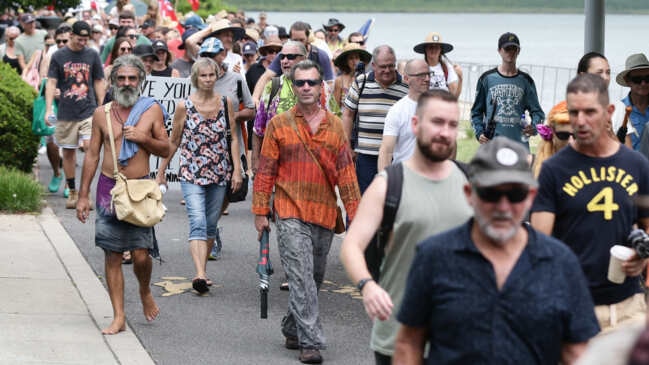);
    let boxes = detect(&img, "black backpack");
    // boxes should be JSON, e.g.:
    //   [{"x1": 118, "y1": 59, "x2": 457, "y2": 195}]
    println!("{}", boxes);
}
[{"x1": 364, "y1": 160, "x2": 469, "y2": 281}]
